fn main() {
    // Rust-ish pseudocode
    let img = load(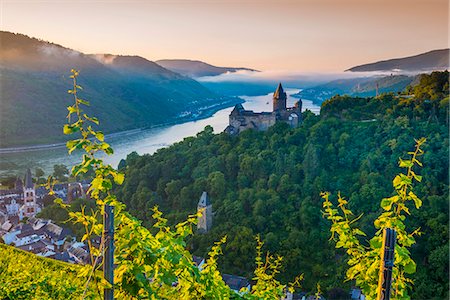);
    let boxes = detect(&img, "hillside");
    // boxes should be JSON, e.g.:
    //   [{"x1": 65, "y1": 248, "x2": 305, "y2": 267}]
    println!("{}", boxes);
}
[
  {"x1": 347, "y1": 49, "x2": 449, "y2": 72},
  {"x1": 0, "y1": 244, "x2": 97, "y2": 298},
  {"x1": 110, "y1": 72, "x2": 448, "y2": 297},
  {"x1": 292, "y1": 75, "x2": 414, "y2": 104},
  {"x1": 0, "y1": 31, "x2": 235, "y2": 147},
  {"x1": 156, "y1": 59, "x2": 258, "y2": 78}
]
